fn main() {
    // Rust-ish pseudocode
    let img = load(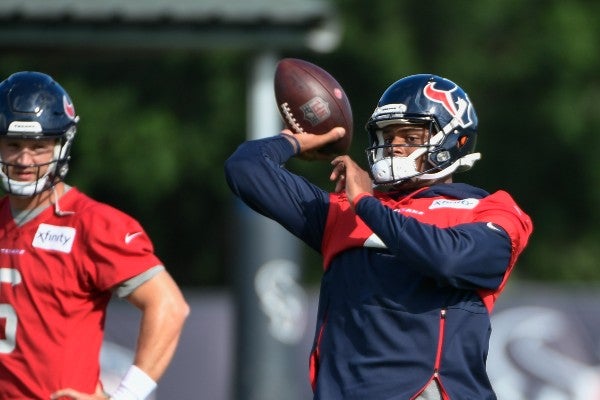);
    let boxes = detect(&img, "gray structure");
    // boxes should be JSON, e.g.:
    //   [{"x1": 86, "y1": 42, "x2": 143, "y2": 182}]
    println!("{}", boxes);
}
[{"x1": 0, "y1": 0, "x2": 341, "y2": 52}]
